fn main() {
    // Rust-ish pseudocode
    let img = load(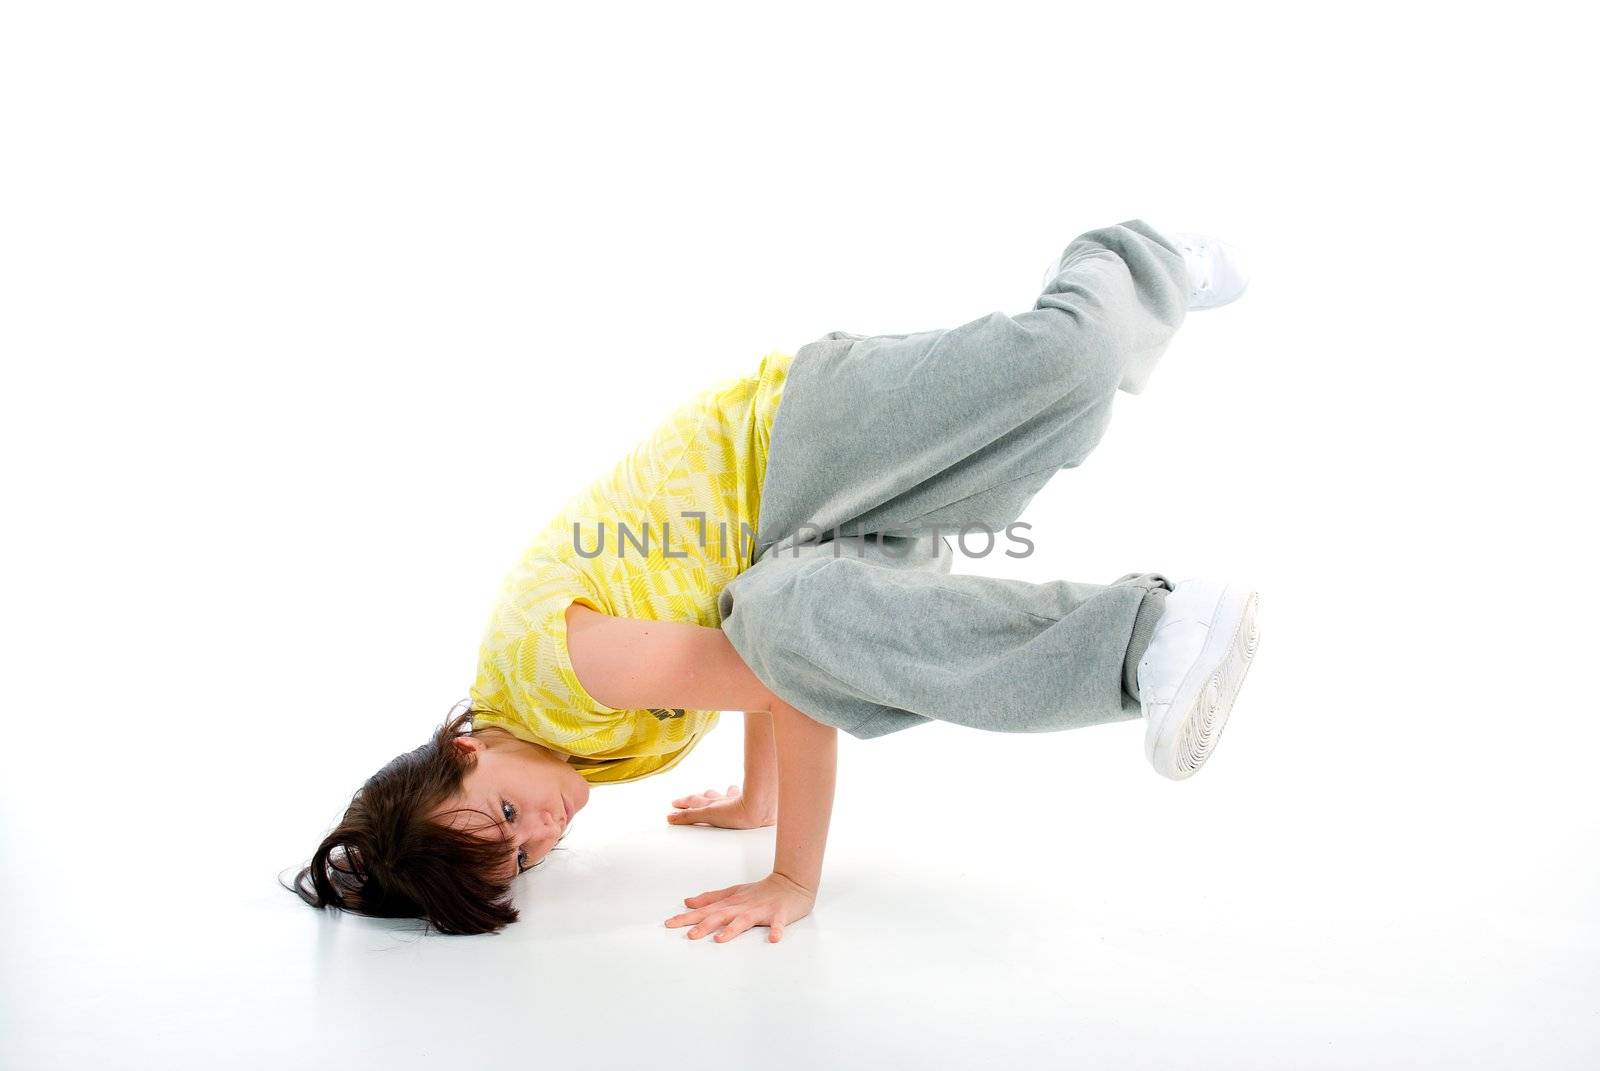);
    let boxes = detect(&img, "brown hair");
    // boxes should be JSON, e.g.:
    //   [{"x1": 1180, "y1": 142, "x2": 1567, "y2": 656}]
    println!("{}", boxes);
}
[{"x1": 282, "y1": 705, "x2": 529, "y2": 935}]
